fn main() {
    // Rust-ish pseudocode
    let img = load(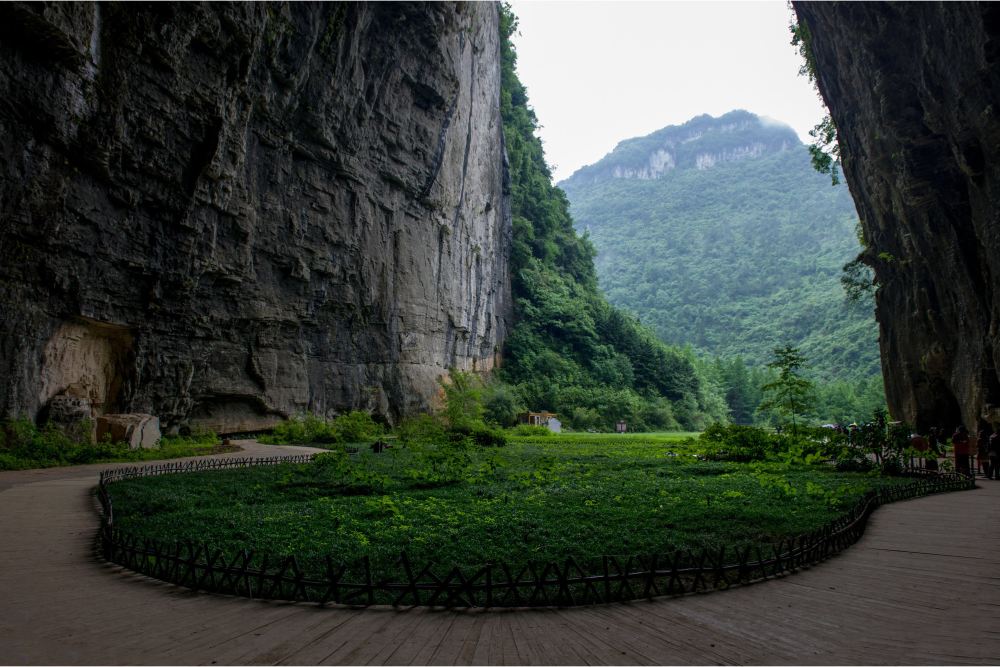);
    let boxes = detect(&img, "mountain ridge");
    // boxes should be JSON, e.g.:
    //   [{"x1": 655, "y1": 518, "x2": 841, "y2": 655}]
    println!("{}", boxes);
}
[
  {"x1": 559, "y1": 110, "x2": 881, "y2": 387},
  {"x1": 561, "y1": 110, "x2": 801, "y2": 186}
]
